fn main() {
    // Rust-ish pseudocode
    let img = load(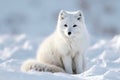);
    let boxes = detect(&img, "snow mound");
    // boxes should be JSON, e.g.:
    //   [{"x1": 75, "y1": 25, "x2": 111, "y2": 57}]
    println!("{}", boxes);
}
[{"x1": 0, "y1": 35, "x2": 120, "y2": 80}]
